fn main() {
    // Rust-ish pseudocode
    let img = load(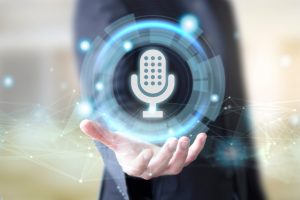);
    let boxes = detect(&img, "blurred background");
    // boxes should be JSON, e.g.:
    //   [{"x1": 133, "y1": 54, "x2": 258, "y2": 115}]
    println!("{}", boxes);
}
[{"x1": 0, "y1": 0, "x2": 299, "y2": 199}]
